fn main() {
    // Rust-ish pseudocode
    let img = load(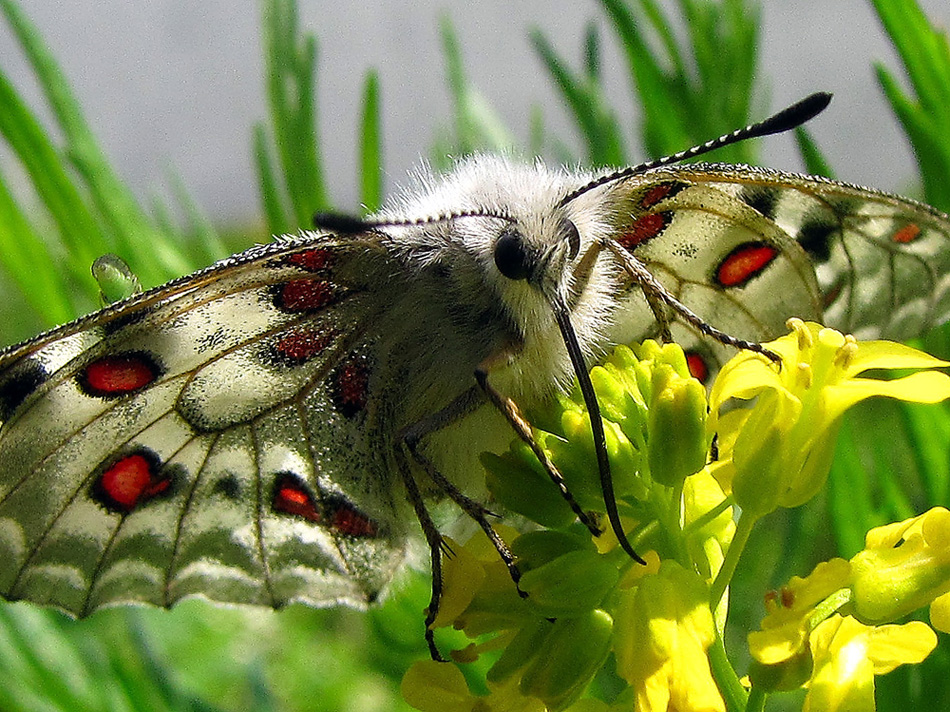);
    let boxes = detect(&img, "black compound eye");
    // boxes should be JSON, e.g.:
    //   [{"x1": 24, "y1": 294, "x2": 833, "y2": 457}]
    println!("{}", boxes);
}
[
  {"x1": 563, "y1": 219, "x2": 580, "y2": 259},
  {"x1": 494, "y1": 229, "x2": 531, "y2": 281}
]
